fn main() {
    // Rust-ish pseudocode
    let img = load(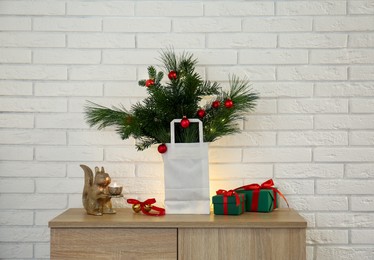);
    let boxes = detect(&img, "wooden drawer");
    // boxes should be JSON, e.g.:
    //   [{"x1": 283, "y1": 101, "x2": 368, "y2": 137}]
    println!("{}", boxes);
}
[
  {"x1": 178, "y1": 228, "x2": 306, "y2": 260},
  {"x1": 51, "y1": 228, "x2": 177, "y2": 260}
]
